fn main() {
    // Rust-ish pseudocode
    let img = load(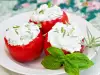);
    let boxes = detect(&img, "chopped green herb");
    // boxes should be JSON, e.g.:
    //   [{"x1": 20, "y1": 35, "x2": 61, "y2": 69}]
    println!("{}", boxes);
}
[
  {"x1": 25, "y1": 24, "x2": 29, "y2": 27},
  {"x1": 25, "y1": 24, "x2": 31, "y2": 30},
  {"x1": 13, "y1": 25, "x2": 19, "y2": 35},
  {"x1": 61, "y1": 27, "x2": 64, "y2": 33},
  {"x1": 13, "y1": 26, "x2": 20, "y2": 28},
  {"x1": 20, "y1": 36, "x2": 24, "y2": 40},
  {"x1": 26, "y1": 31, "x2": 31, "y2": 34},
  {"x1": 39, "y1": 10, "x2": 44, "y2": 14},
  {"x1": 66, "y1": 32, "x2": 70, "y2": 36},
  {"x1": 61, "y1": 27, "x2": 66, "y2": 37},
  {"x1": 15, "y1": 29, "x2": 18, "y2": 35},
  {"x1": 63, "y1": 30, "x2": 66, "y2": 37},
  {"x1": 69, "y1": 28, "x2": 75, "y2": 35}
]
